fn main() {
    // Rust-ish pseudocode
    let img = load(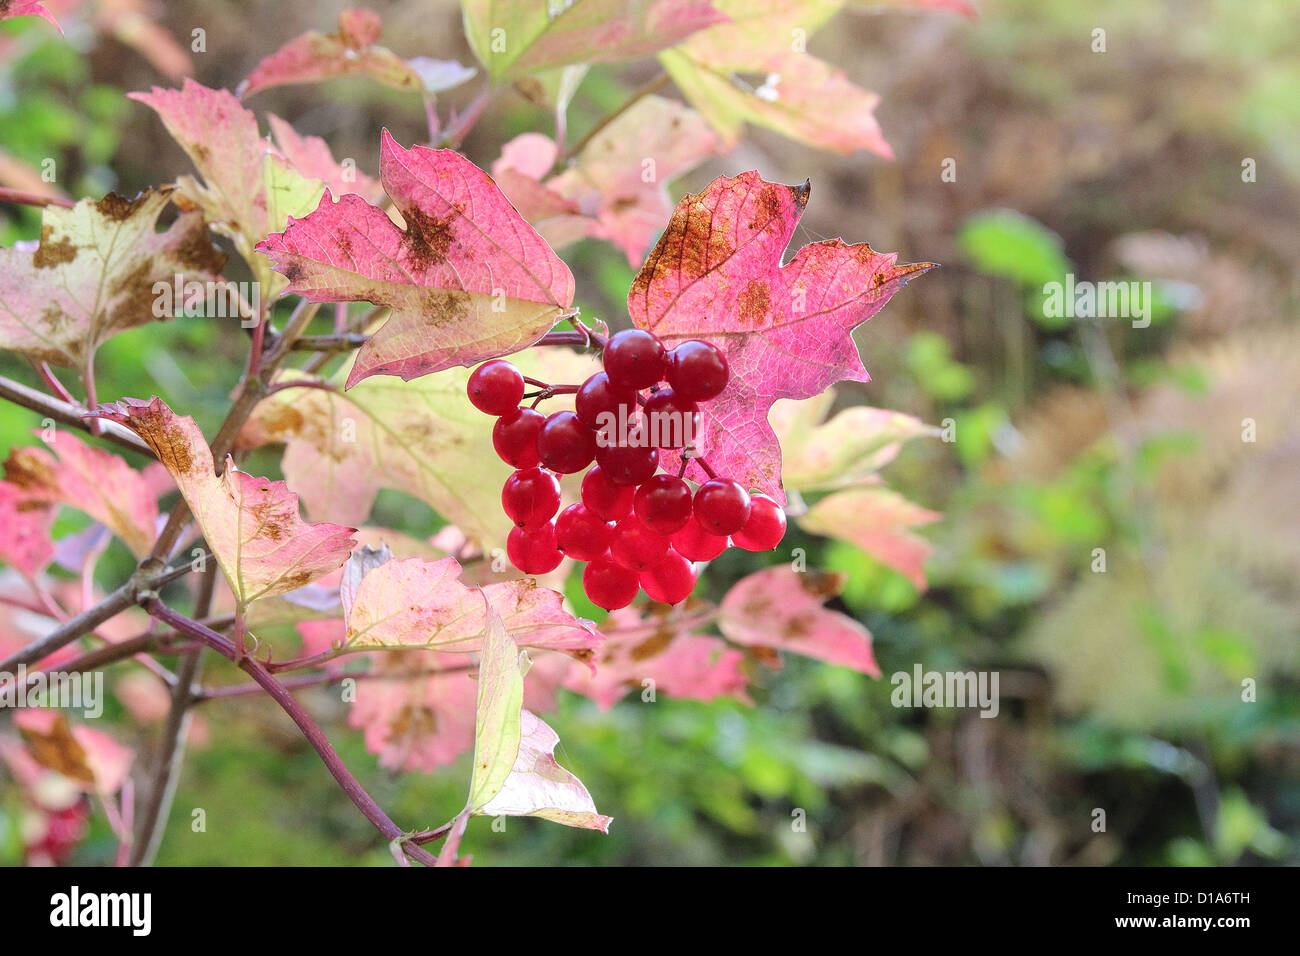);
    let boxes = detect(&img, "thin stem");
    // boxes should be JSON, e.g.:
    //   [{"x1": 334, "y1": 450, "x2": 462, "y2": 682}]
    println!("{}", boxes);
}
[
  {"x1": 0, "y1": 187, "x2": 76, "y2": 209},
  {"x1": 290, "y1": 333, "x2": 369, "y2": 352},
  {"x1": 0, "y1": 374, "x2": 152, "y2": 457},
  {"x1": 262, "y1": 298, "x2": 322, "y2": 369},
  {"x1": 82, "y1": 356, "x2": 101, "y2": 435},
  {"x1": 142, "y1": 599, "x2": 439, "y2": 866},
  {"x1": 264, "y1": 378, "x2": 337, "y2": 398},
  {"x1": 558, "y1": 72, "x2": 669, "y2": 166},
  {"x1": 195, "y1": 661, "x2": 476, "y2": 701},
  {"x1": 438, "y1": 84, "x2": 495, "y2": 148},
  {"x1": 29, "y1": 359, "x2": 74, "y2": 403}
]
